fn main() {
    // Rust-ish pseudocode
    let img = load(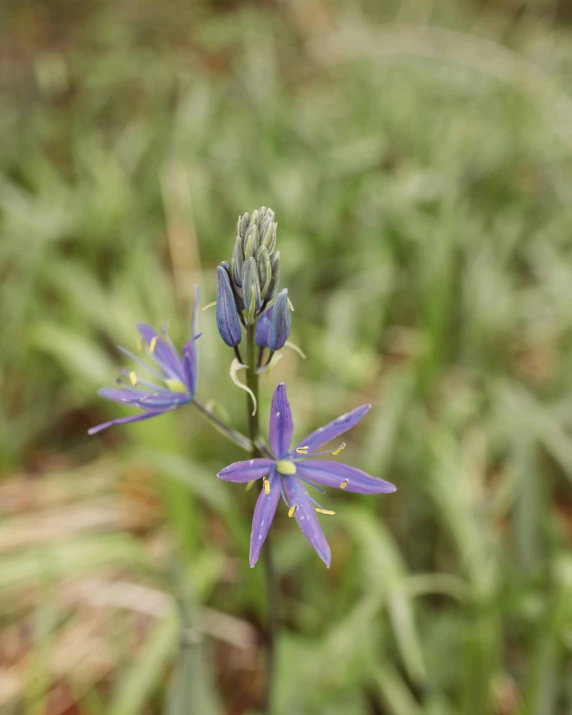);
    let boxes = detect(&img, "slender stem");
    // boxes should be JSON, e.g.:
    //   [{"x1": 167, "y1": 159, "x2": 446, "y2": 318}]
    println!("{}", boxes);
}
[
  {"x1": 245, "y1": 323, "x2": 277, "y2": 715},
  {"x1": 192, "y1": 398, "x2": 252, "y2": 452}
]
